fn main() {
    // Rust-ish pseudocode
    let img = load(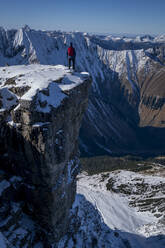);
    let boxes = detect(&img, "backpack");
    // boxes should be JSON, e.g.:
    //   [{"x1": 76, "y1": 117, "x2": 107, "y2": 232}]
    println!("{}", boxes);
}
[{"x1": 68, "y1": 47, "x2": 74, "y2": 56}]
